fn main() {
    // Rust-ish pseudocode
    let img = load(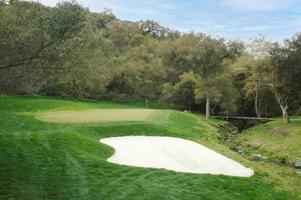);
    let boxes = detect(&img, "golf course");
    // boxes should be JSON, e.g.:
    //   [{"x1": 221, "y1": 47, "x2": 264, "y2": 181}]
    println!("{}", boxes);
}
[
  {"x1": 1, "y1": 96, "x2": 300, "y2": 199},
  {"x1": 1, "y1": 0, "x2": 301, "y2": 199}
]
